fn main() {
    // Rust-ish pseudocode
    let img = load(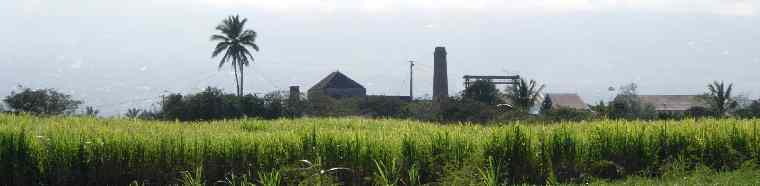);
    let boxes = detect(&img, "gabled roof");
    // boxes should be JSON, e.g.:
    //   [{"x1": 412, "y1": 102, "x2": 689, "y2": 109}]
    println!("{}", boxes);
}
[
  {"x1": 638, "y1": 95, "x2": 705, "y2": 111},
  {"x1": 546, "y1": 93, "x2": 587, "y2": 110},
  {"x1": 309, "y1": 71, "x2": 365, "y2": 91}
]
